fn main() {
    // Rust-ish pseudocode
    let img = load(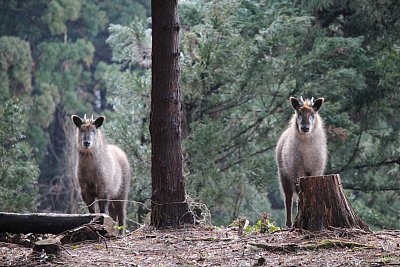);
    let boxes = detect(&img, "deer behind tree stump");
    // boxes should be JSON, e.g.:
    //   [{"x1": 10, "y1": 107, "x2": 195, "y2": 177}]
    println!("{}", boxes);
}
[{"x1": 275, "y1": 97, "x2": 327, "y2": 227}]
